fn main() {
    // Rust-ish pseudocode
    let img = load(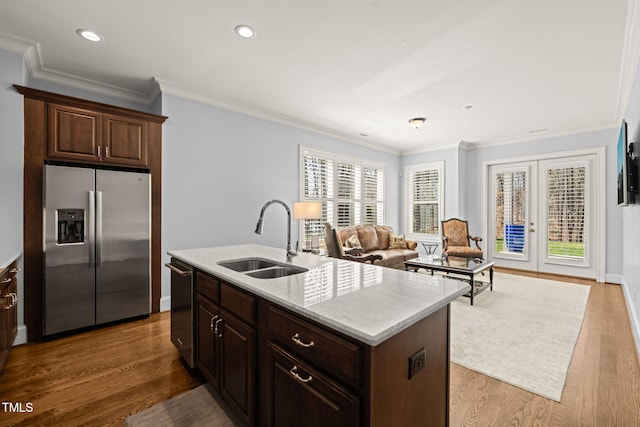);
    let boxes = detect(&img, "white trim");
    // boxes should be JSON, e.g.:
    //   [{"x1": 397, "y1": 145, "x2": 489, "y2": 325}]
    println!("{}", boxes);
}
[
  {"x1": 621, "y1": 277, "x2": 640, "y2": 365},
  {"x1": 160, "y1": 296, "x2": 171, "y2": 312},
  {"x1": 615, "y1": 0, "x2": 640, "y2": 120},
  {"x1": 404, "y1": 161, "x2": 445, "y2": 242},
  {"x1": 13, "y1": 325, "x2": 27, "y2": 346},
  {"x1": 481, "y1": 146, "x2": 606, "y2": 282}
]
